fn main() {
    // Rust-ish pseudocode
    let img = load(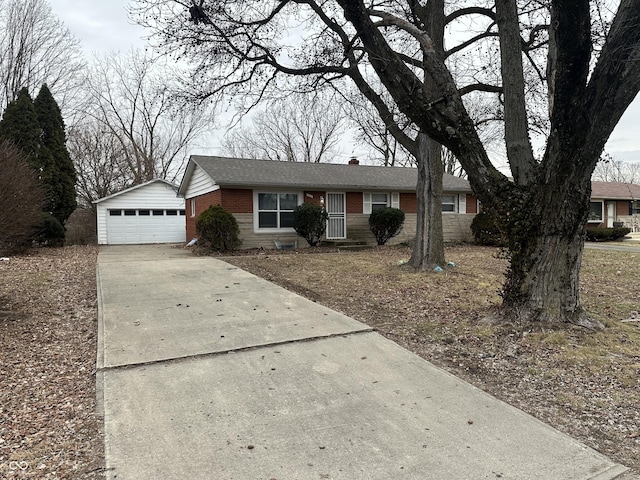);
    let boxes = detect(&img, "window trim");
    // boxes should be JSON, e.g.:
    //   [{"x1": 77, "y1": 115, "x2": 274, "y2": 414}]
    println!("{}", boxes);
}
[{"x1": 253, "y1": 190, "x2": 303, "y2": 233}]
